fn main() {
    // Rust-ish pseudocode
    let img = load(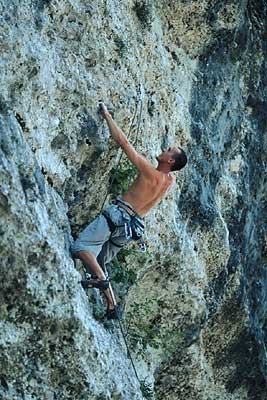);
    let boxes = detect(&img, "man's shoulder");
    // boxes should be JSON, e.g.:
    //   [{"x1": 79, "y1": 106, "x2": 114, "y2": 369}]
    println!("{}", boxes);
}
[{"x1": 138, "y1": 162, "x2": 159, "y2": 177}]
